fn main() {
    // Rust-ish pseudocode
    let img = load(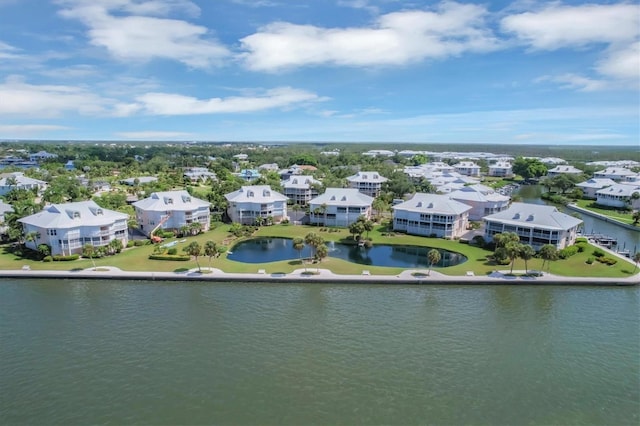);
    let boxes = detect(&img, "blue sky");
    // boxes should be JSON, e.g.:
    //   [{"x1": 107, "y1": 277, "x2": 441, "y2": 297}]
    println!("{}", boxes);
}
[{"x1": 0, "y1": 0, "x2": 638, "y2": 145}]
